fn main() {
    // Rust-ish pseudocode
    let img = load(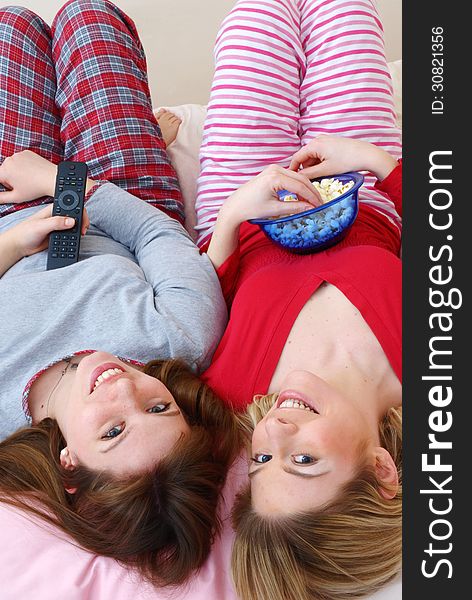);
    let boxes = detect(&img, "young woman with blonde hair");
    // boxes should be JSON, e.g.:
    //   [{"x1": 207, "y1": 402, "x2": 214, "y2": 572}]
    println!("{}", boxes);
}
[{"x1": 193, "y1": 0, "x2": 403, "y2": 598}]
